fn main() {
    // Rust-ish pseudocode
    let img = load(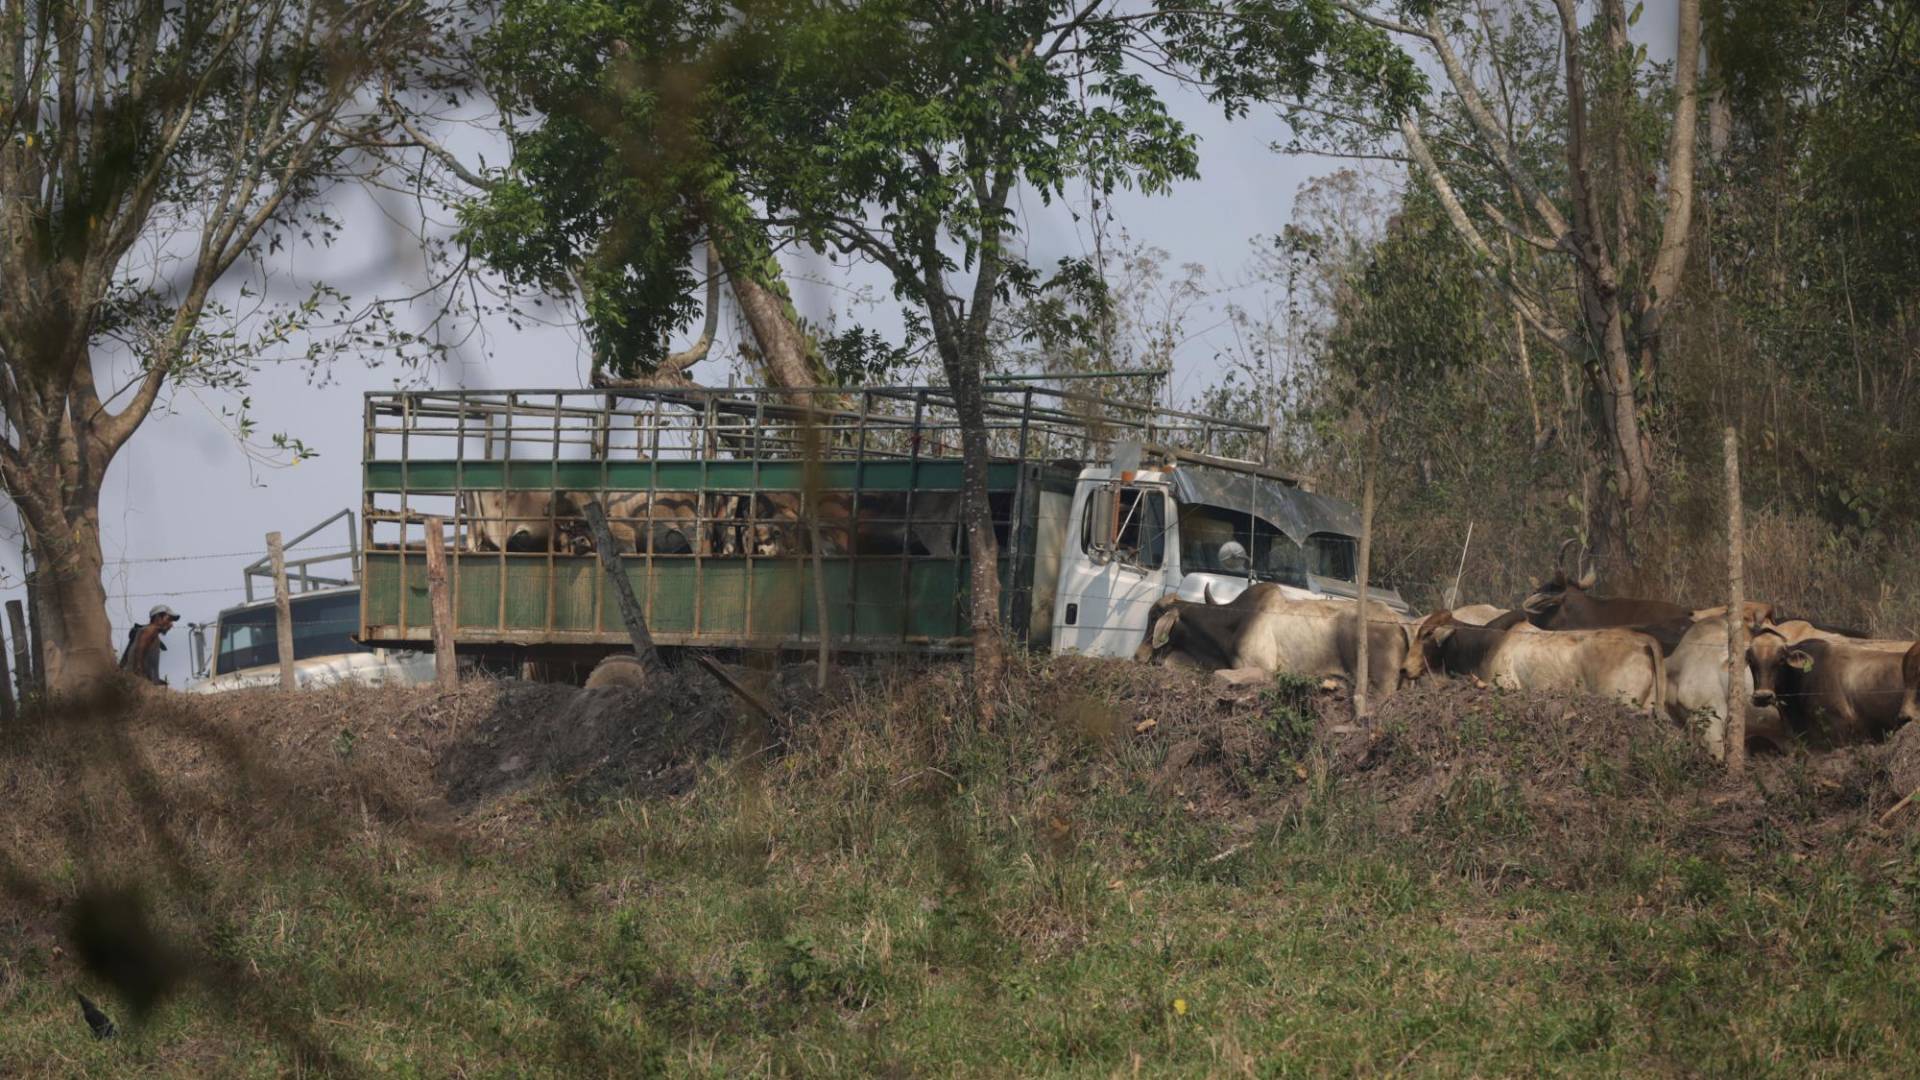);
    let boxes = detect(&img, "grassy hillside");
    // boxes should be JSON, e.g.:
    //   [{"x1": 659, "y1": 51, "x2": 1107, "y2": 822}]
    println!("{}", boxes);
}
[{"x1": 3, "y1": 662, "x2": 1919, "y2": 1076}]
